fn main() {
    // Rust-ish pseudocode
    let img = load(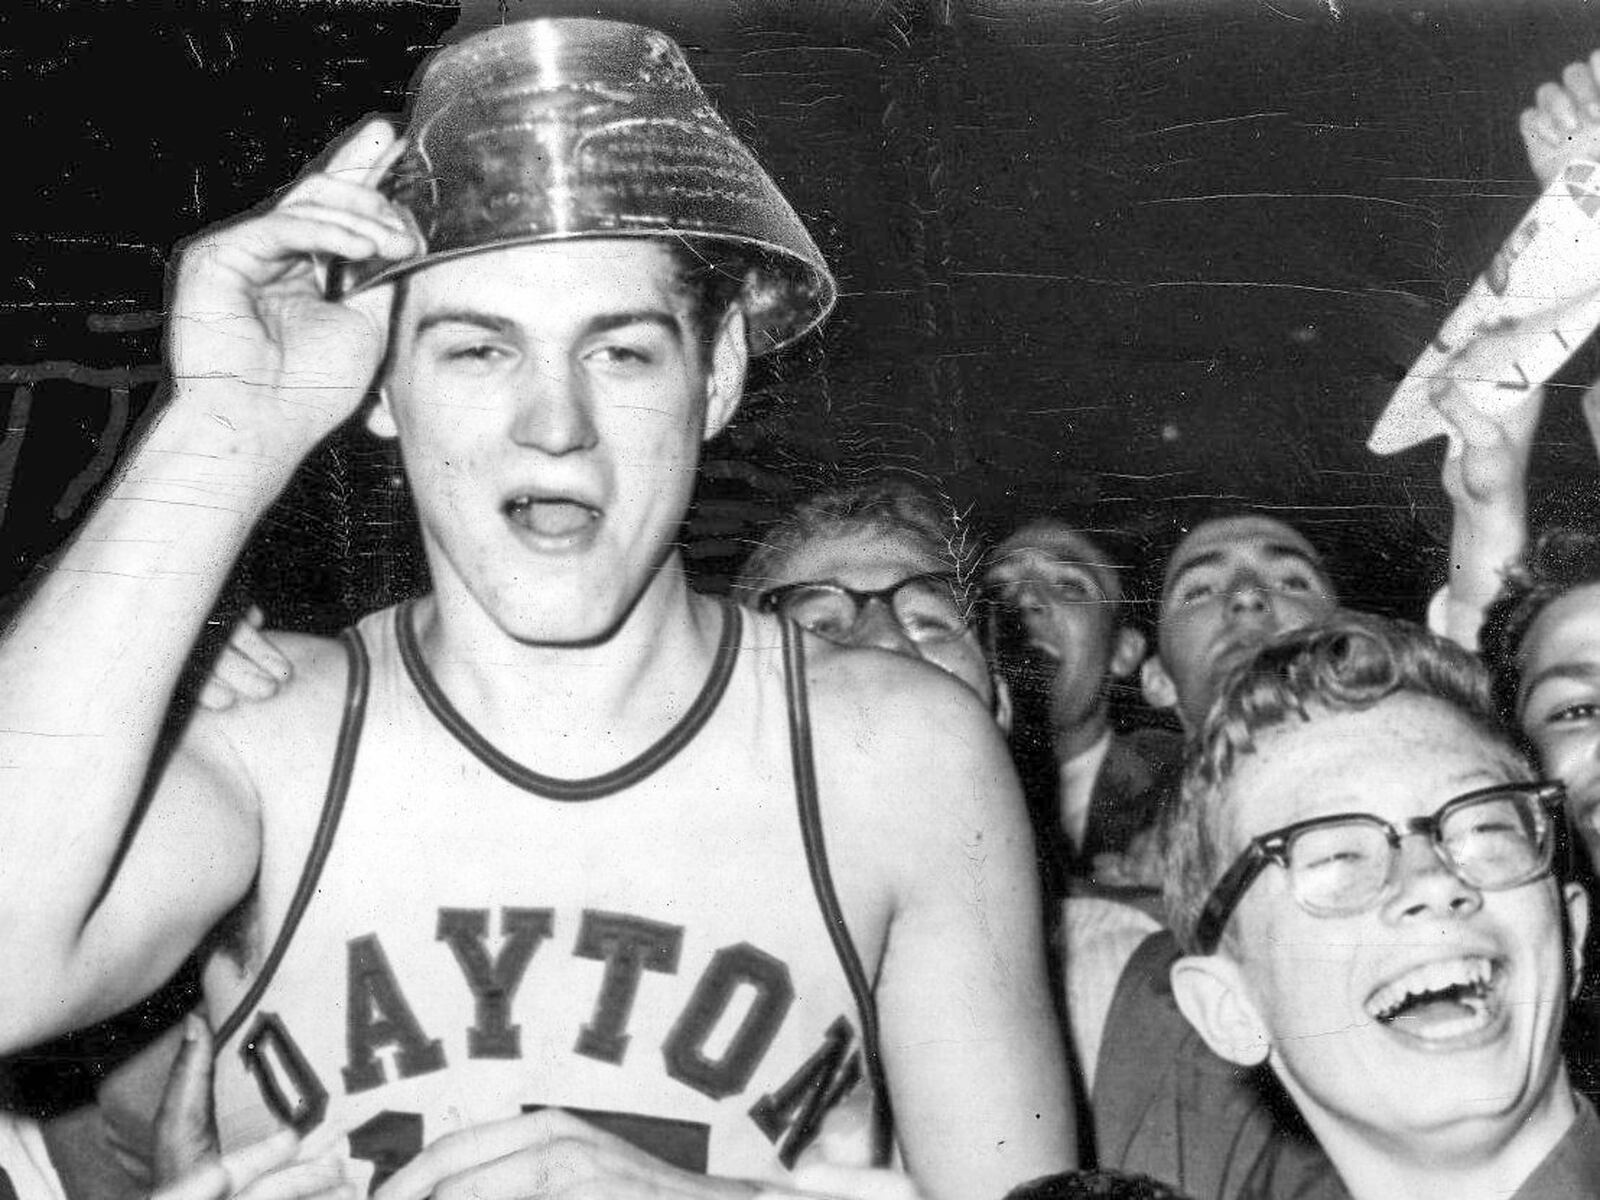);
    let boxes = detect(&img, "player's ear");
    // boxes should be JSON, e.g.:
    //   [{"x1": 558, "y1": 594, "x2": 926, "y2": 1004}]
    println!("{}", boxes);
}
[
  {"x1": 1170, "y1": 953, "x2": 1270, "y2": 1067},
  {"x1": 367, "y1": 385, "x2": 399, "y2": 439},
  {"x1": 702, "y1": 304, "x2": 748, "y2": 442},
  {"x1": 1565, "y1": 882, "x2": 1590, "y2": 1001},
  {"x1": 990, "y1": 670, "x2": 1014, "y2": 735},
  {"x1": 1141, "y1": 654, "x2": 1178, "y2": 711},
  {"x1": 1110, "y1": 626, "x2": 1147, "y2": 680}
]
